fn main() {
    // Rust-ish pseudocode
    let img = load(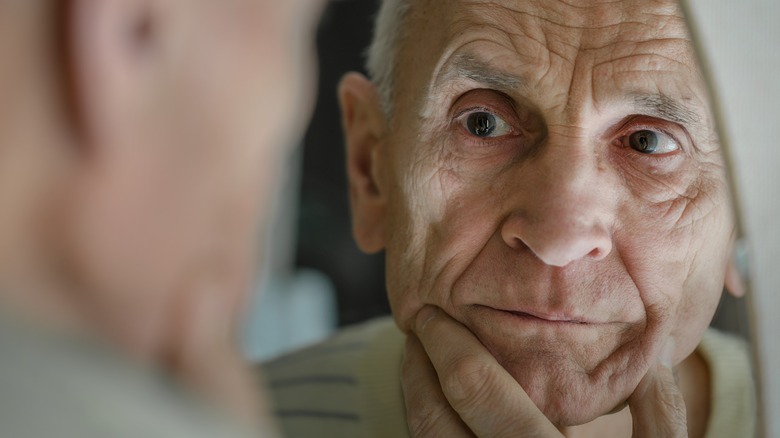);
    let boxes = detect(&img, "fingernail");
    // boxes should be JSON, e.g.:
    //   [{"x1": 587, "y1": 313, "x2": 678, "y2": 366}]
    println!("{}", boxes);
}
[
  {"x1": 414, "y1": 306, "x2": 439, "y2": 334},
  {"x1": 659, "y1": 337, "x2": 676, "y2": 369}
]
